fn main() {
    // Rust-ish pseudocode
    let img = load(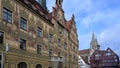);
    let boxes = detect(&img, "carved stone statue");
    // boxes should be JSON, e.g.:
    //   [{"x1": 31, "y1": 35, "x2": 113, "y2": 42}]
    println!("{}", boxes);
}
[{"x1": 56, "y1": 0, "x2": 63, "y2": 6}]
